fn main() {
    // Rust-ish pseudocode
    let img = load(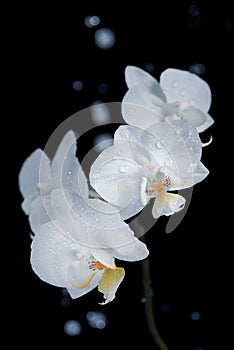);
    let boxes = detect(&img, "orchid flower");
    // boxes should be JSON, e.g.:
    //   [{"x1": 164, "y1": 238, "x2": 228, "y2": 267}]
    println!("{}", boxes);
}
[
  {"x1": 122, "y1": 66, "x2": 214, "y2": 132},
  {"x1": 90, "y1": 120, "x2": 209, "y2": 220},
  {"x1": 18, "y1": 130, "x2": 87, "y2": 232},
  {"x1": 30, "y1": 188, "x2": 149, "y2": 304}
]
